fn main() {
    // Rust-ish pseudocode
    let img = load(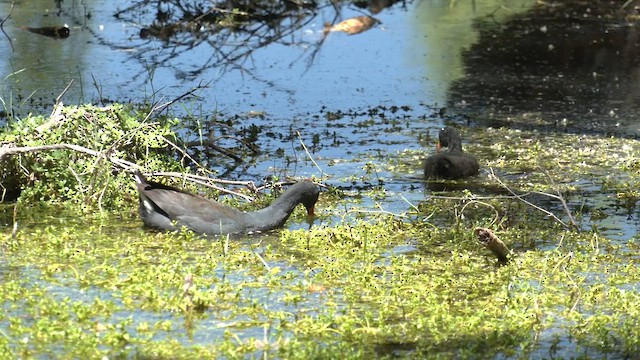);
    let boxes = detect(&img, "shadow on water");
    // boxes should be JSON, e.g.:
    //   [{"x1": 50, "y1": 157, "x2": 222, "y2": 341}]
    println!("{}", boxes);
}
[{"x1": 448, "y1": 1, "x2": 640, "y2": 137}]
